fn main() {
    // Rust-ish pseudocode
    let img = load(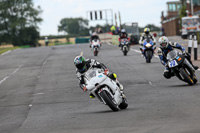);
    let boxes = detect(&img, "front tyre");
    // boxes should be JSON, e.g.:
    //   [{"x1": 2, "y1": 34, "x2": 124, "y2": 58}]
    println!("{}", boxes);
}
[
  {"x1": 180, "y1": 68, "x2": 194, "y2": 85},
  {"x1": 100, "y1": 90, "x2": 119, "y2": 112},
  {"x1": 146, "y1": 50, "x2": 152, "y2": 63},
  {"x1": 193, "y1": 74, "x2": 198, "y2": 84}
]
